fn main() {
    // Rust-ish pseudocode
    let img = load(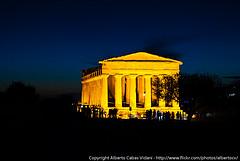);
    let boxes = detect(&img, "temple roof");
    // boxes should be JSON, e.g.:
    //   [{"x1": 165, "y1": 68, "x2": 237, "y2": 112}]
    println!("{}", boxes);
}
[{"x1": 99, "y1": 52, "x2": 183, "y2": 65}]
